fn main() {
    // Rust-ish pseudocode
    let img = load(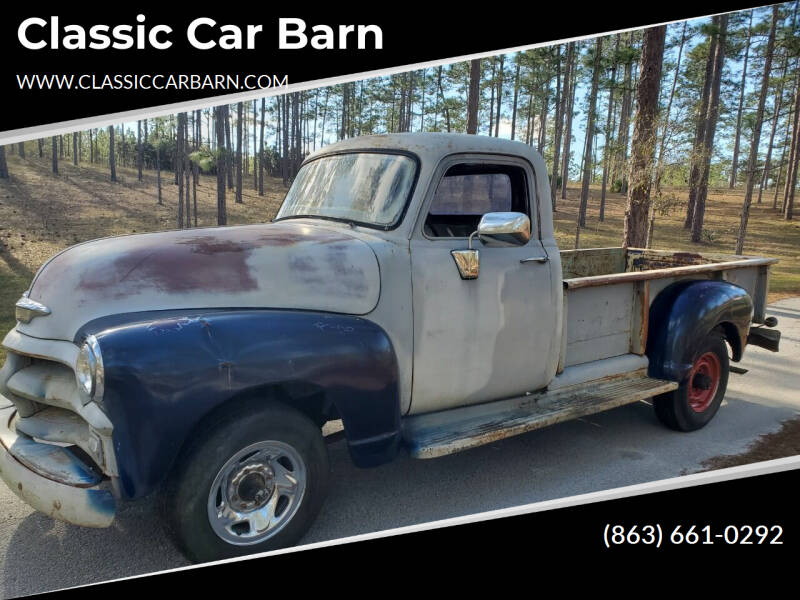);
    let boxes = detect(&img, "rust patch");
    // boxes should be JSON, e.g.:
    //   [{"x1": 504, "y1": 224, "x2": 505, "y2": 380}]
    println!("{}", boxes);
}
[
  {"x1": 256, "y1": 227, "x2": 349, "y2": 247},
  {"x1": 177, "y1": 237, "x2": 253, "y2": 255},
  {"x1": 27, "y1": 221, "x2": 374, "y2": 306},
  {"x1": 672, "y1": 252, "x2": 704, "y2": 261},
  {"x1": 256, "y1": 230, "x2": 310, "y2": 246},
  {"x1": 78, "y1": 236, "x2": 259, "y2": 297}
]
